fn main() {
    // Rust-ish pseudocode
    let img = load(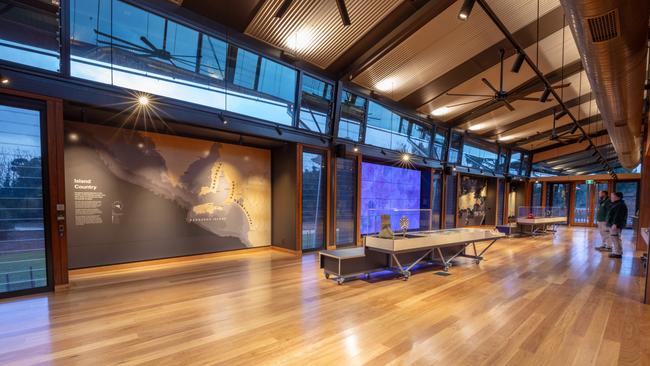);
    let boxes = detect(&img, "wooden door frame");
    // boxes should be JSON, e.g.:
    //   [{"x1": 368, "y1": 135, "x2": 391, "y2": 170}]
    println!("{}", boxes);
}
[{"x1": 0, "y1": 88, "x2": 68, "y2": 291}]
